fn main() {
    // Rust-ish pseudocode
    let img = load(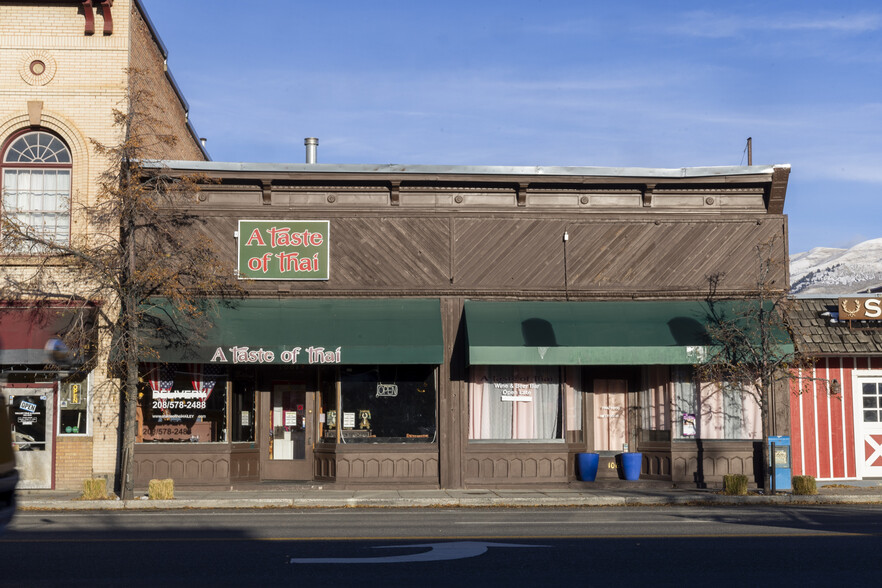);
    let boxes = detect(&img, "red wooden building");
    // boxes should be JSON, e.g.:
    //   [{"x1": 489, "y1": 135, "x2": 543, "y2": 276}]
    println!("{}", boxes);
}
[{"x1": 790, "y1": 296, "x2": 882, "y2": 480}]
